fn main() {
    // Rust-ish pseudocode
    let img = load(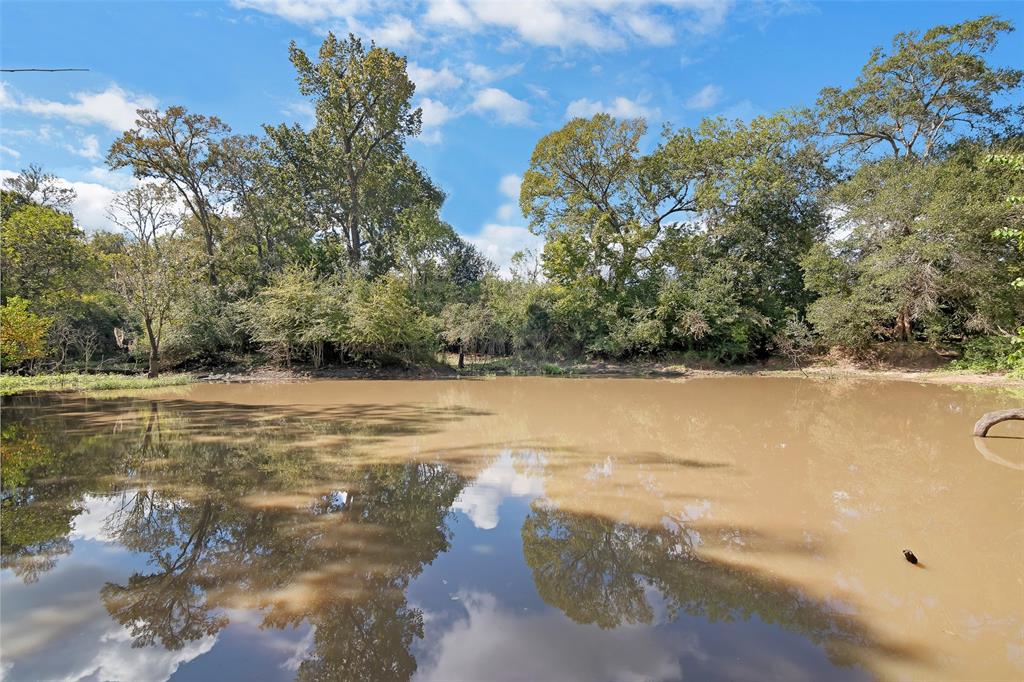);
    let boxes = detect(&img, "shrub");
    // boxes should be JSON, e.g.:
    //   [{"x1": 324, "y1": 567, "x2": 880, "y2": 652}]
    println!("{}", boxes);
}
[
  {"x1": 341, "y1": 275, "x2": 435, "y2": 365},
  {"x1": 951, "y1": 332, "x2": 1024, "y2": 377},
  {"x1": 1, "y1": 297, "x2": 51, "y2": 370}
]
